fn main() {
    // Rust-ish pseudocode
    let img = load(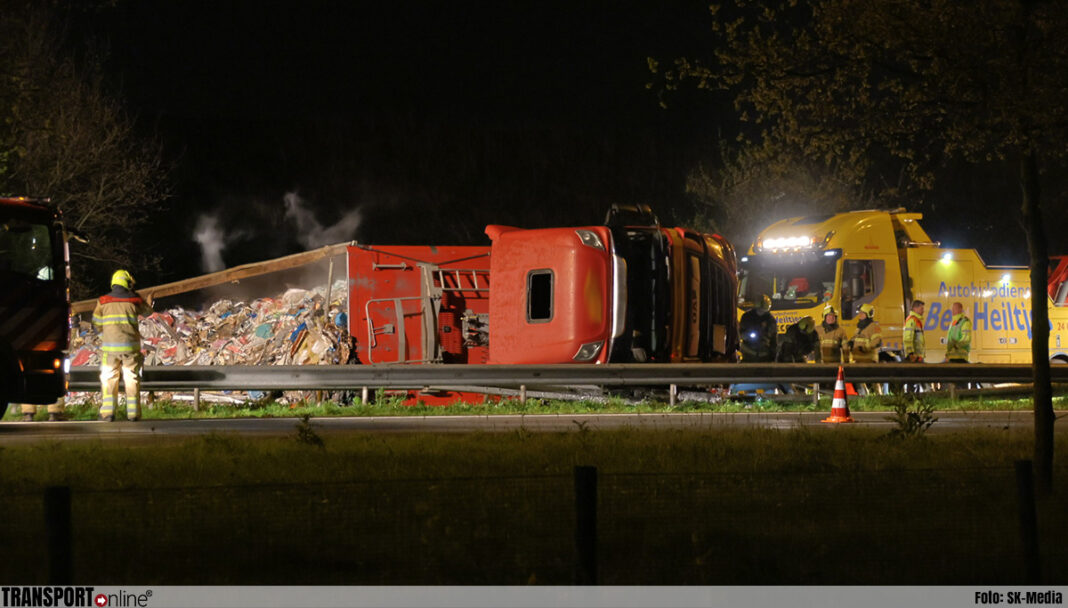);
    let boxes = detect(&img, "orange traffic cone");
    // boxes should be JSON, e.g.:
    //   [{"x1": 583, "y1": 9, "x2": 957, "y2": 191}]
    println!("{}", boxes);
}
[{"x1": 822, "y1": 365, "x2": 854, "y2": 423}]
